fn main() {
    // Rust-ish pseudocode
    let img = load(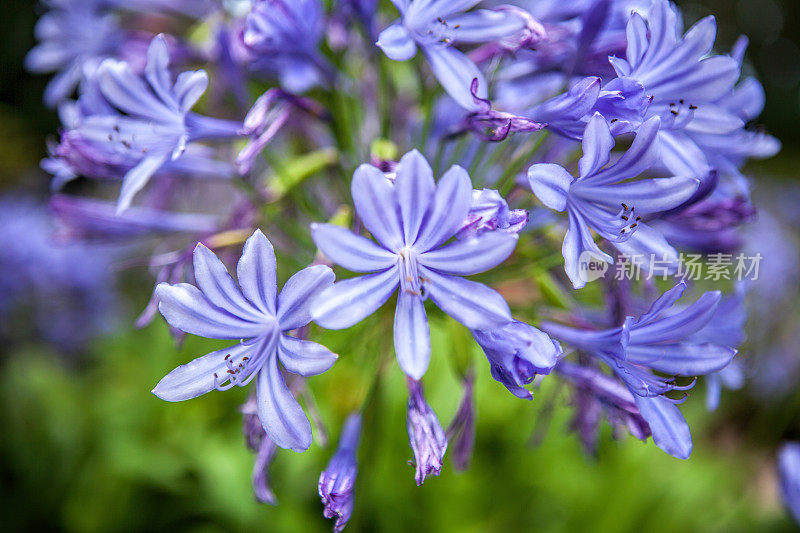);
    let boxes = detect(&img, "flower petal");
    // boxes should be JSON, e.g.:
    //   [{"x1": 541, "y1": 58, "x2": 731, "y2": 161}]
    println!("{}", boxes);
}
[
  {"x1": 422, "y1": 268, "x2": 511, "y2": 330},
  {"x1": 116, "y1": 154, "x2": 169, "y2": 214},
  {"x1": 376, "y1": 23, "x2": 417, "y2": 61},
  {"x1": 278, "y1": 334, "x2": 338, "y2": 376},
  {"x1": 633, "y1": 394, "x2": 693, "y2": 459},
  {"x1": 629, "y1": 290, "x2": 721, "y2": 344},
  {"x1": 395, "y1": 150, "x2": 435, "y2": 245},
  {"x1": 257, "y1": 350, "x2": 313, "y2": 452},
  {"x1": 578, "y1": 113, "x2": 614, "y2": 179},
  {"x1": 278, "y1": 265, "x2": 336, "y2": 331},
  {"x1": 422, "y1": 45, "x2": 486, "y2": 111},
  {"x1": 237, "y1": 229, "x2": 278, "y2": 315},
  {"x1": 151, "y1": 340, "x2": 253, "y2": 401},
  {"x1": 528, "y1": 163, "x2": 573, "y2": 212},
  {"x1": 193, "y1": 243, "x2": 264, "y2": 321},
  {"x1": 625, "y1": 342, "x2": 736, "y2": 375},
  {"x1": 311, "y1": 223, "x2": 396, "y2": 272},
  {"x1": 447, "y1": 9, "x2": 526, "y2": 43},
  {"x1": 563, "y1": 209, "x2": 613, "y2": 290},
  {"x1": 394, "y1": 291, "x2": 431, "y2": 379},
  {"x1": 590, "y1": 116, "x2": 661, "y2": 186},
  {"x1": 414, "y1": 165, "x2": 472, "y2": 251},
  {"x1": 576, "y1": 176, "x2": 699, "y2": 214},
  {"x1": 311, "y1": 267, "x2": 399, "y2": 329},
  {"x1": 351, "y1": 164, "x2": 404, "y2": 252},
  {"x1": 156, "y1": 282, "x2": 268, "y2": 339},
  {"x1": 419, "y1": 231, "x2": 517, "y2": 275}
]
